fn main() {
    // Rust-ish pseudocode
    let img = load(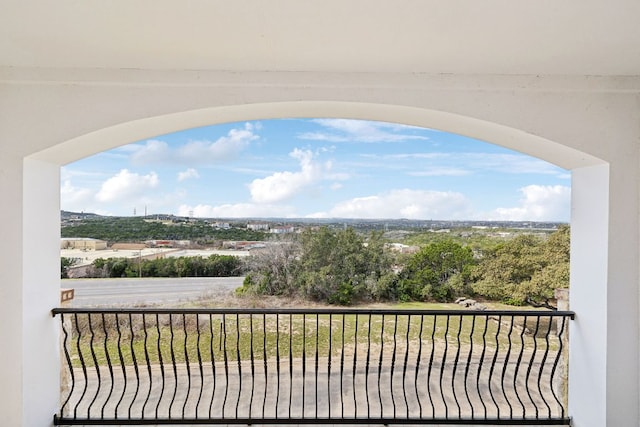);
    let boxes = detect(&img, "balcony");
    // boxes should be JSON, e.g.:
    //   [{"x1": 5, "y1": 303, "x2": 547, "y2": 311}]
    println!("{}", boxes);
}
[{"x1": 52, "y1": 307, "x2": 573, "y2": 426}]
